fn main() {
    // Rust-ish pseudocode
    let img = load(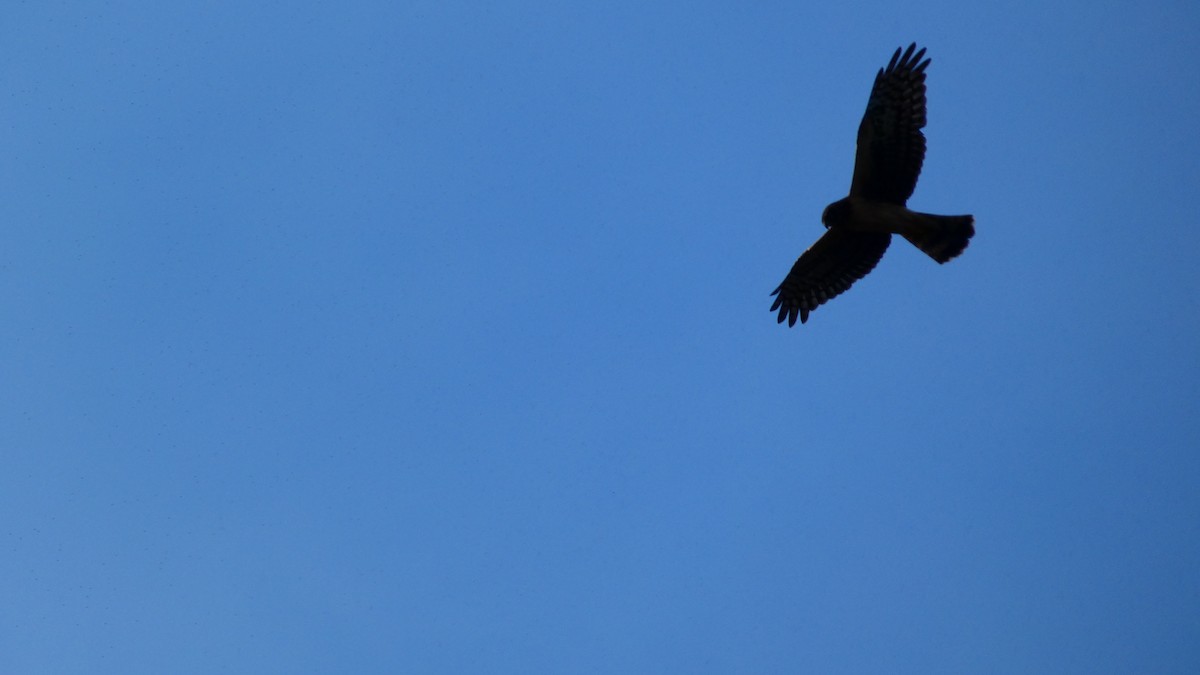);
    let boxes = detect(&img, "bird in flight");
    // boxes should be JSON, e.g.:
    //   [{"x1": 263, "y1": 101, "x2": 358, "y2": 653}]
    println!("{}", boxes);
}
[{"x1": 770, "y1": 43, "x2": 974, "y2": 326}]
